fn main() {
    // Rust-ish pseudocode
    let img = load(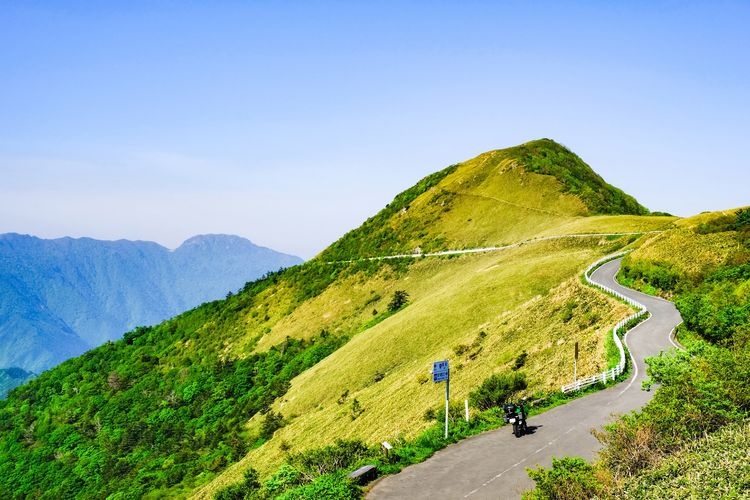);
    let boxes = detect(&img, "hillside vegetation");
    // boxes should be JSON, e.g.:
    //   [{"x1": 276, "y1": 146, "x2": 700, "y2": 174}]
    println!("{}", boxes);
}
[
  {"x1": 320, "y1": 139, "x2": 653, "y2": 261},
  {"x1": 506, "y1": 139, "x2": 648, "y2": 216},
  {"x1": 623, "y1": 420, "x2": 750, "y2": 498},
  {"x1": 0, "y1": 139, "x2": 673, "y2": 498},
  {"x1": 525, "y1": 207, "x2": 750, "y2": 498},
  {"x1": 0, "y1": 233, "x2": 302, "y2": 374}
]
